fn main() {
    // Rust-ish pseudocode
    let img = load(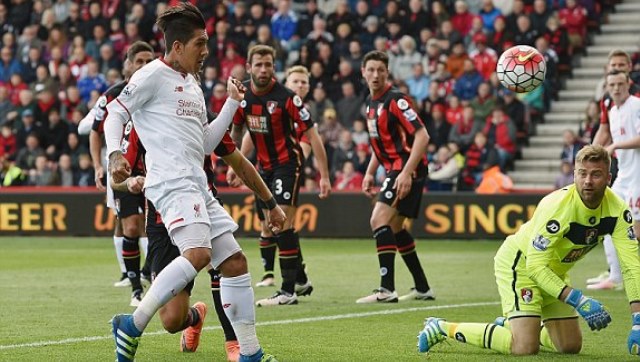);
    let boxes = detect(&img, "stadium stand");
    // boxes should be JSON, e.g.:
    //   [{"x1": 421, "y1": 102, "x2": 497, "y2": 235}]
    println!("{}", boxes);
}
[{"x1": 0, "y1": 0, "x2": 623, "y2": 192}]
